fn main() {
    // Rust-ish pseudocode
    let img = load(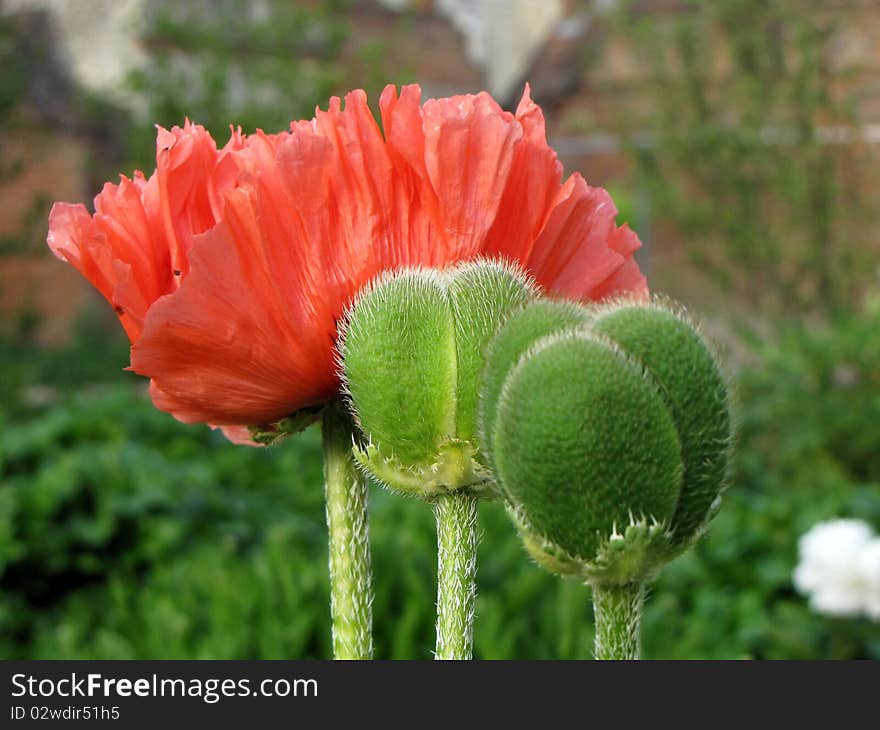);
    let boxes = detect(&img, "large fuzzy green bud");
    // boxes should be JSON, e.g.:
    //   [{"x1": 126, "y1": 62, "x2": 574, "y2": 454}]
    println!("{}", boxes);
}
[
  {"x1": 479, "y1": 298, "x2": 732, "y2": 585},
  {"x1": 339, "y1": 260, "x2": 538, "y2": 499}
]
